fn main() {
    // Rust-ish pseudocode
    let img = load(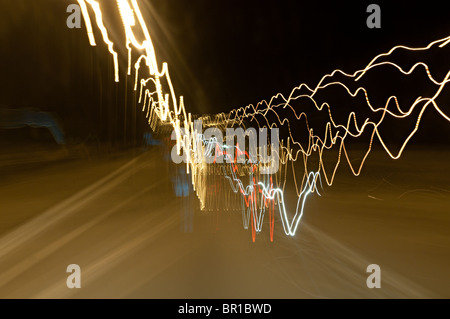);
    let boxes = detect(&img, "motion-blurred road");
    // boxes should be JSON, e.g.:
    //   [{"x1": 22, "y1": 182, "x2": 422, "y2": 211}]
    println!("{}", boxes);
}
[{"x1": 0, "y1": 145, "x2": 449, "y2": 298}]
